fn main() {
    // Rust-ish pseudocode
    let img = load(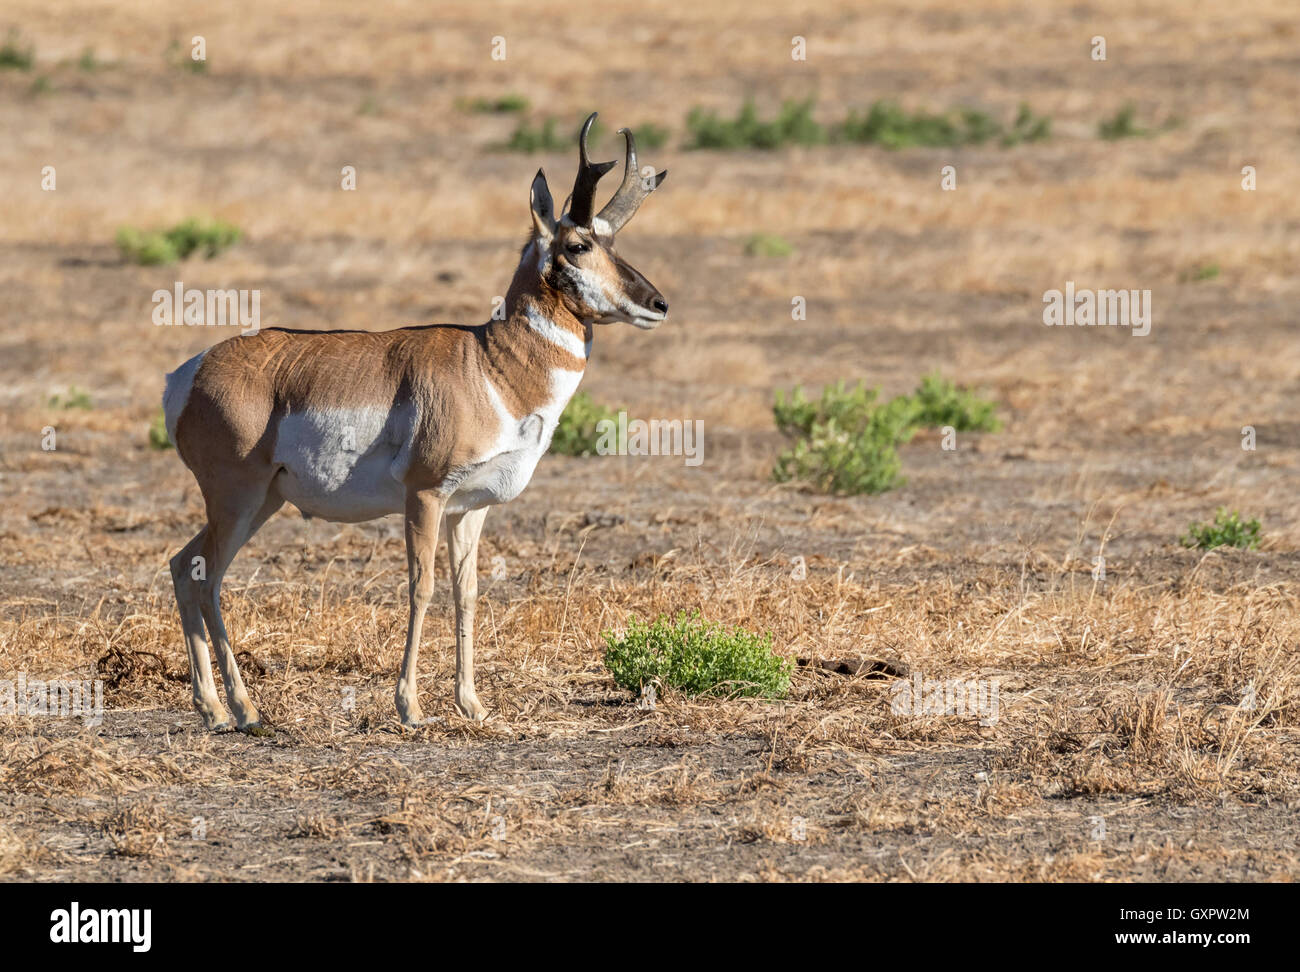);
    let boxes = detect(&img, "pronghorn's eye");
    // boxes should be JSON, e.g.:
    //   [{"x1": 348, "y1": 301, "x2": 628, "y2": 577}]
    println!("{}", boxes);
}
[{"x1": 565, "y1": 242, "x2": 591, "y2": 255}]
